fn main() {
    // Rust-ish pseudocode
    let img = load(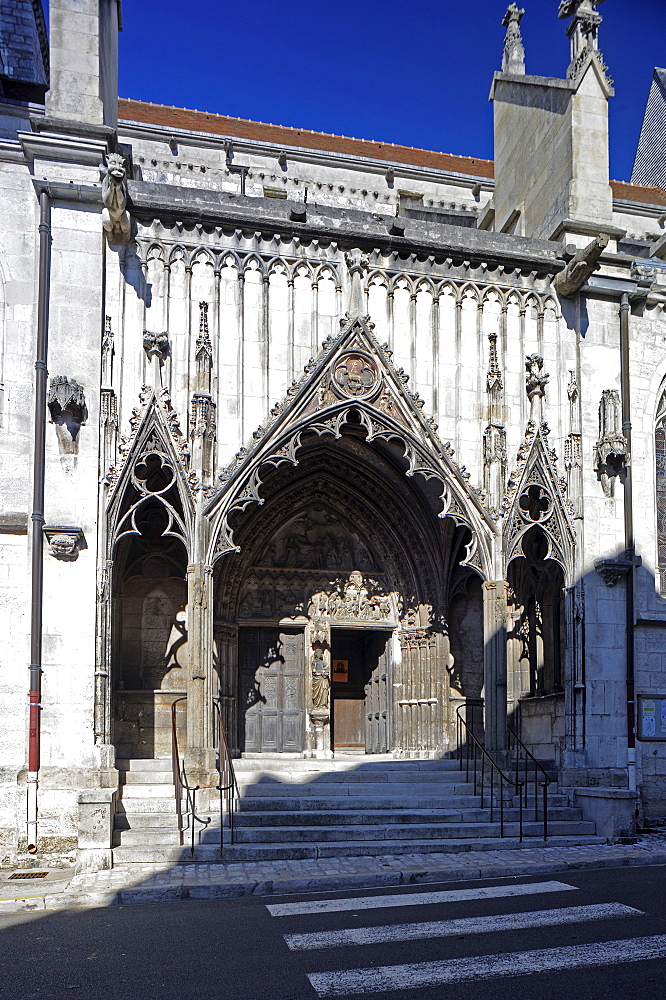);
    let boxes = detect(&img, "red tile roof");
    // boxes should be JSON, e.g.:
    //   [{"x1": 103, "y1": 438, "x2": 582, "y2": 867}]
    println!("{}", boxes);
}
[
  {"x1": 118, "y1": 99, "x2": 666, "y2": 208},
  {"x1": 610, "y1": 179, "x2": 666, "y2": 208},
  {"x1": 118, "y1": 99, "x2": 494, "y2": 179}
]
